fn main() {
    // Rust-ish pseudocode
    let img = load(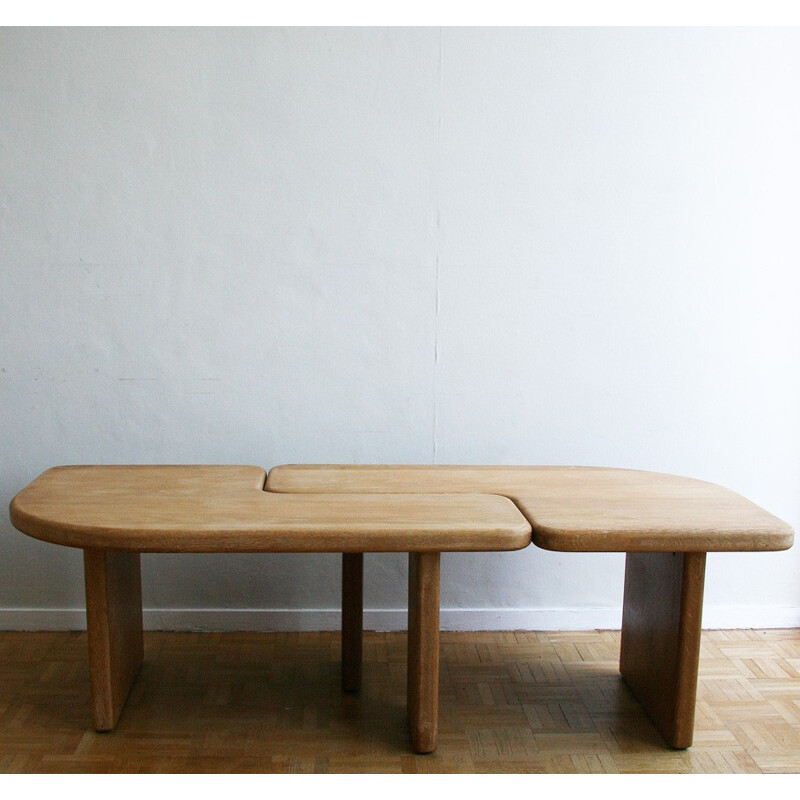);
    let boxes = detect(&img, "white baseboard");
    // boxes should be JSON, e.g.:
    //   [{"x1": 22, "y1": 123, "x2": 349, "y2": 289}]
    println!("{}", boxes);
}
[{"x1": 1, "y1": 605, "x2": 798, "y2": 632}]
